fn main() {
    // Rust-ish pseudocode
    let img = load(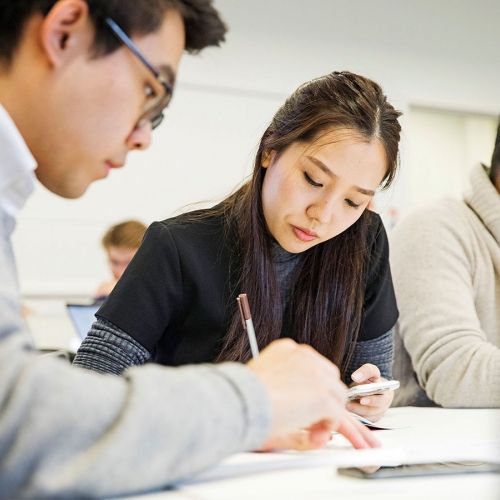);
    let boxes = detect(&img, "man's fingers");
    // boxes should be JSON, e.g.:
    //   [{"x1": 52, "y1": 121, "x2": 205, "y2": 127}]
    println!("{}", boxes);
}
[
  {"x1": 336, "y1": 414, "x2": 381, "y2": 449},
  {"x1": 260, "y1": 426, "x2": 331, "y2": 452}
]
